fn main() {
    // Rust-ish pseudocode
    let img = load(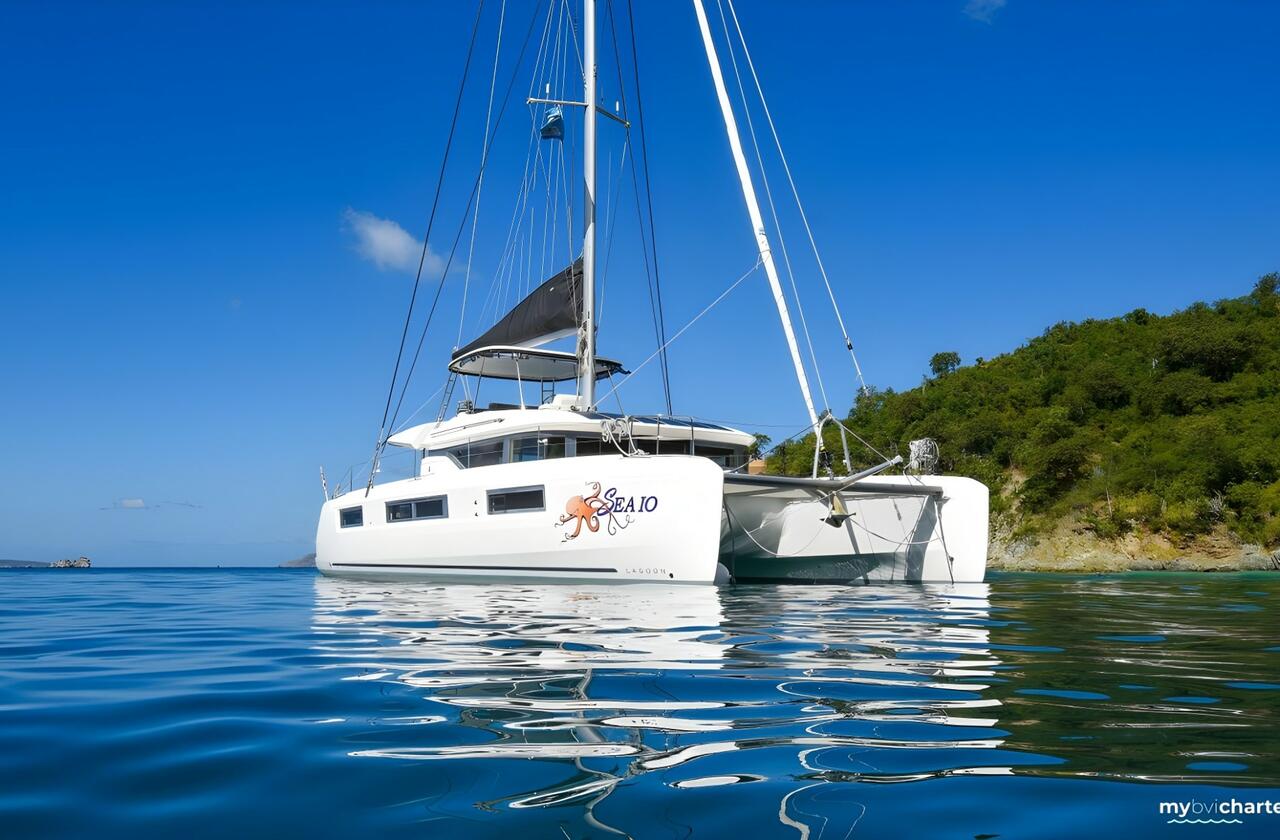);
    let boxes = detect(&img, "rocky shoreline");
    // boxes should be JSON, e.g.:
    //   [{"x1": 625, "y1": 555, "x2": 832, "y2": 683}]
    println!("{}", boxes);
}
[{"x1": 989, "y1": 524, "x2": 1280, "y2": 573}]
